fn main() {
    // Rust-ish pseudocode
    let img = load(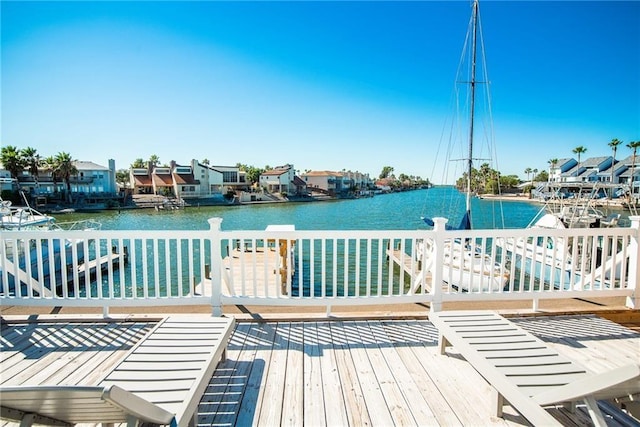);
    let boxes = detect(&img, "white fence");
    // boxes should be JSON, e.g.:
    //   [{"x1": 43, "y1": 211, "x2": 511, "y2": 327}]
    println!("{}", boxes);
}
[{"x1": 1, "y1": 216, "x2": 638, "y2": 315}]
